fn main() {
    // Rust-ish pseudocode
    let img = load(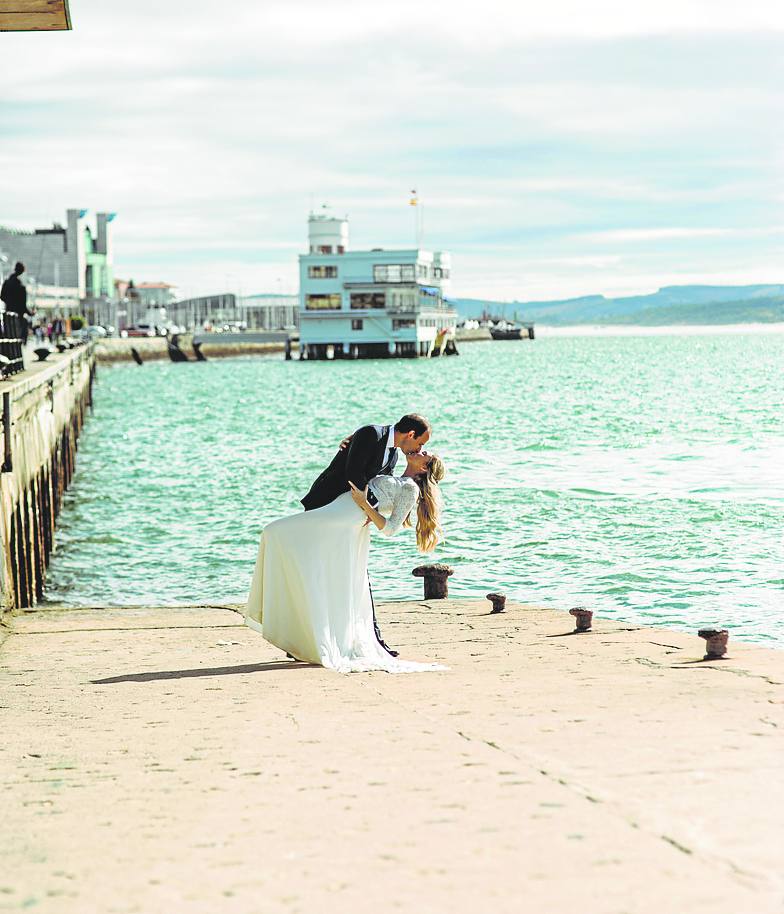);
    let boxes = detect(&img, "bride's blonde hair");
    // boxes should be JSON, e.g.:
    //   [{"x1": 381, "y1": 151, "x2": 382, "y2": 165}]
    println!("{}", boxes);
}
[{"x1": 405, "y1": 454, "x2": 445, "y2": 552}]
